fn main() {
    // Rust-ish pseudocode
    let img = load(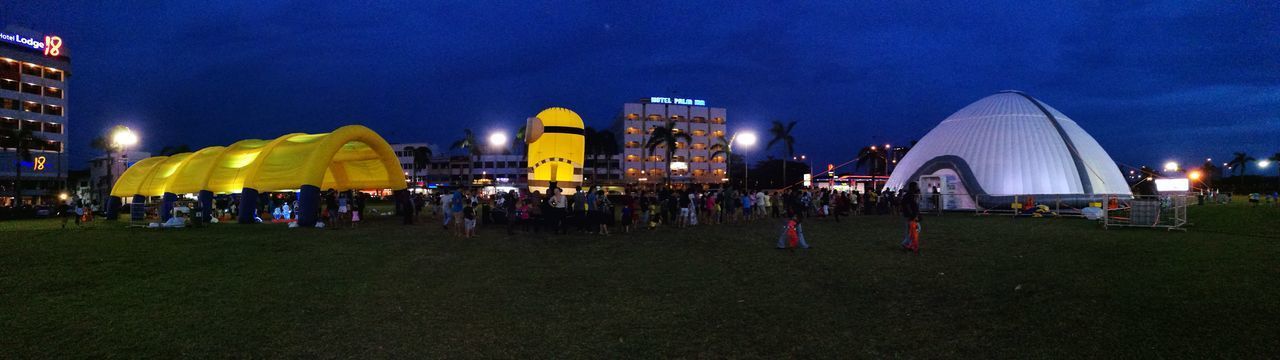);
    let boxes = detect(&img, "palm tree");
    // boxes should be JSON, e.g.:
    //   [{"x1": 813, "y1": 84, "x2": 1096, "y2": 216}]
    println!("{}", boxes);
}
[
  {"x1": 709, "y1": 134, "x2": 736, "y2": 184},
  {"x1": 767, "y1": 120, "x2": 797, "y2": 186},
  {"x1": 644, "y1": 120, "x2": 691, "y2": 186},
  {"x1": 856, "y1": 146, "x2": 888, "y2": 190},
  {"x1": 450, "y1": 129, "x2": 481, "y2": 186},
  {"x1": 595, "y1": 130, "x2": 619, "y2": 184},
  {"x1": 402, "y1": 146, "x2": 432, "y2": 188},
  {"x1": 2, "y1": 127, "x2": 47, "y2": 206},
  {"x1": 583, "y1": 127, "x2": 600, "y2": 184},
  {"x1": 1227, "y1": 152, "x2": 1255, "y2": 176},
  {"x1": 90, "y1": 135, "x2": 115, "y2": 202}
]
